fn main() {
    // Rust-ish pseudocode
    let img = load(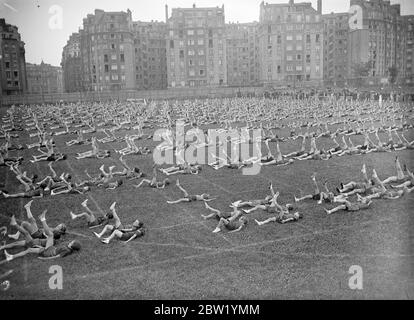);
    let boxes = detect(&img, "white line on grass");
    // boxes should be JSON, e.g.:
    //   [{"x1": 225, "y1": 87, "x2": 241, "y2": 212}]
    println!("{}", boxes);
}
[
  {"x1": 154, "y1": 187, "x2": 235, "y2": 247},
  {"x1": 69, "y1": 216, "x2": 398, "y2": 282}
]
